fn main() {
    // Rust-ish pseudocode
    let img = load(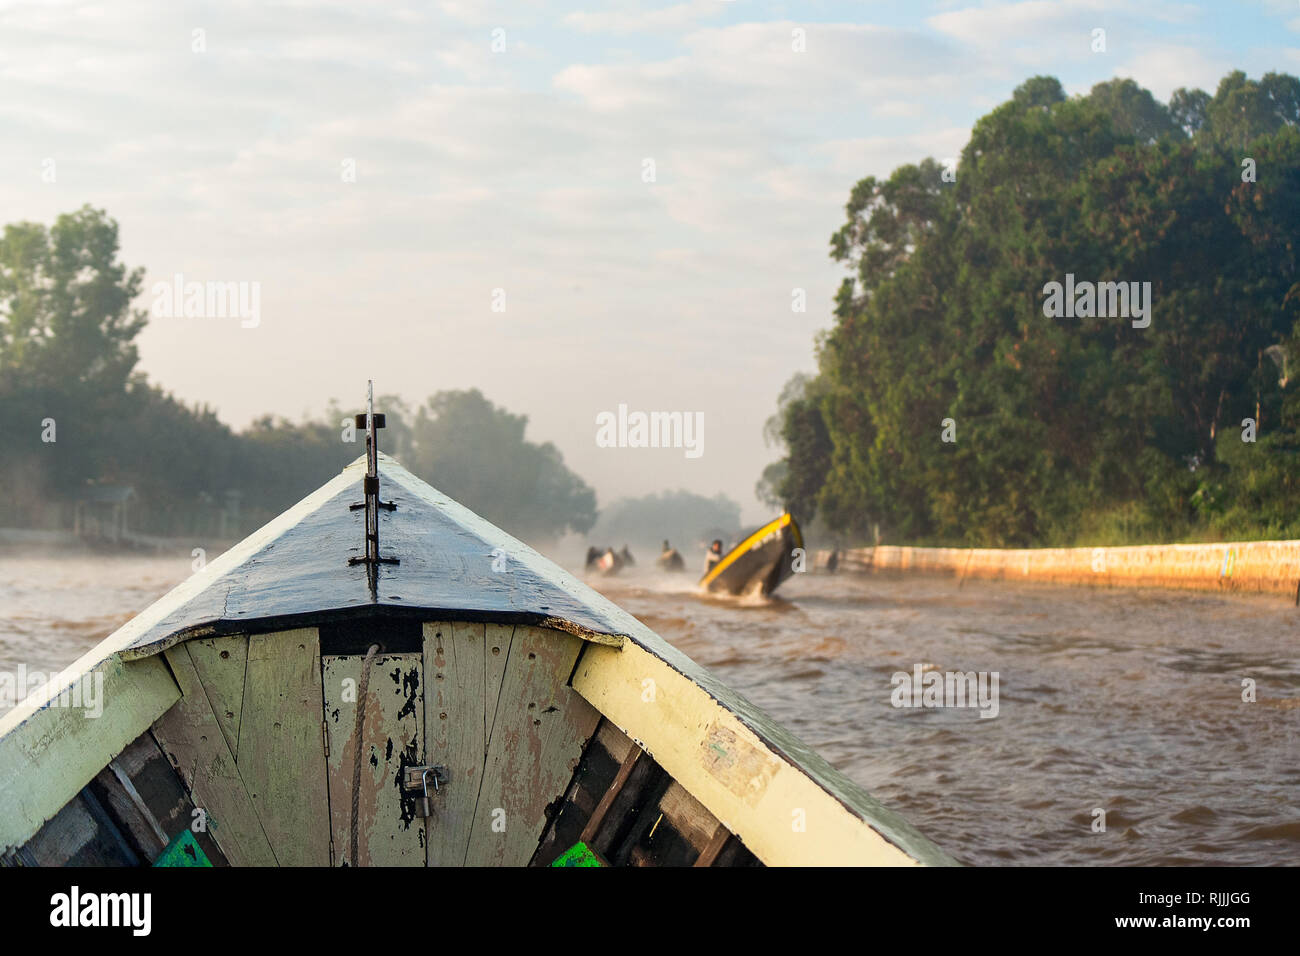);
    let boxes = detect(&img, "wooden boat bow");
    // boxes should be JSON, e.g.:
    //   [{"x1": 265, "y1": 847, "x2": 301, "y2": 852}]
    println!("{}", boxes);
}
[{"x1": 0, "y1": 410, "x2": 955, "y2": 867}]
